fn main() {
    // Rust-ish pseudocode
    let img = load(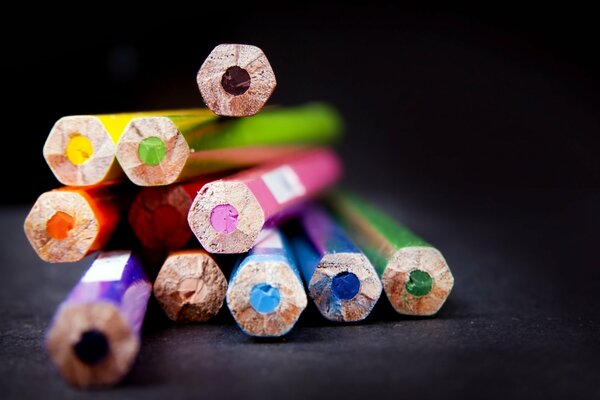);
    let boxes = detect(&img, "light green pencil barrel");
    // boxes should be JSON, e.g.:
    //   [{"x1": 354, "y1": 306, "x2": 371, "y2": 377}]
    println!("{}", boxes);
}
[
  {"x1": 329, "y1": 192, "x2": 454, "y2": 316},
  {"x1": 115, "y1": 103, "x2": 342, "y2": 186}
]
